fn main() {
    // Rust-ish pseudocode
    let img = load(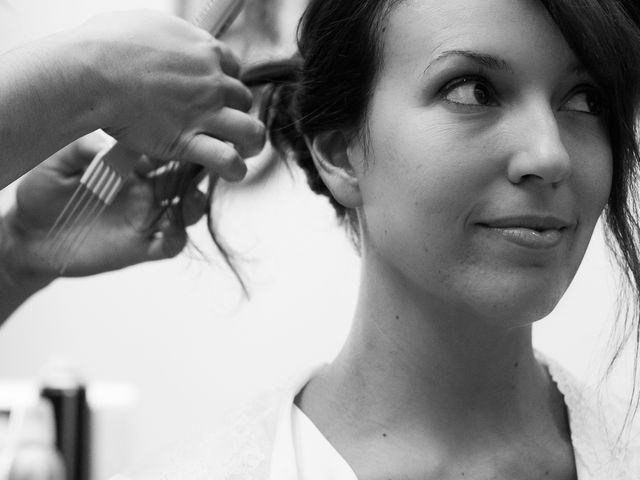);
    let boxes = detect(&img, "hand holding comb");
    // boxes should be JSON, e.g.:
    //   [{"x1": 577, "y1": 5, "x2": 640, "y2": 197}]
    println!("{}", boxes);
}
[{"x1": 45, "y1": 0, "x2": 248, "y2": 273}]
